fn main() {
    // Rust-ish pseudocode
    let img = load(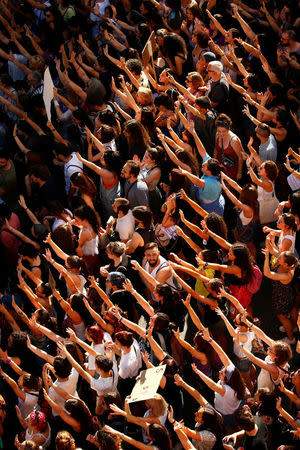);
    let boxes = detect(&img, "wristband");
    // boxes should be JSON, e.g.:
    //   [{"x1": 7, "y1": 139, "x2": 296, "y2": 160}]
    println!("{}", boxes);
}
[
  {"x1": 170, "y1": 420, "x2": 175, "y2": 424},
  {"x1": 4, "y1": 358, "x2": 11, "y2": 364},
  {"x1": 131, "y1": 289, "x2": 136, "y2": 295},
  {"x1": 208, "y1": 338, "x2": 213, "y2": 343},
  {"x1": 53, "y1": 100, "x2": 59, "y2": 106},
  {"x1": 204, "y1": 262, "x2": 208, "y2": 269}
]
